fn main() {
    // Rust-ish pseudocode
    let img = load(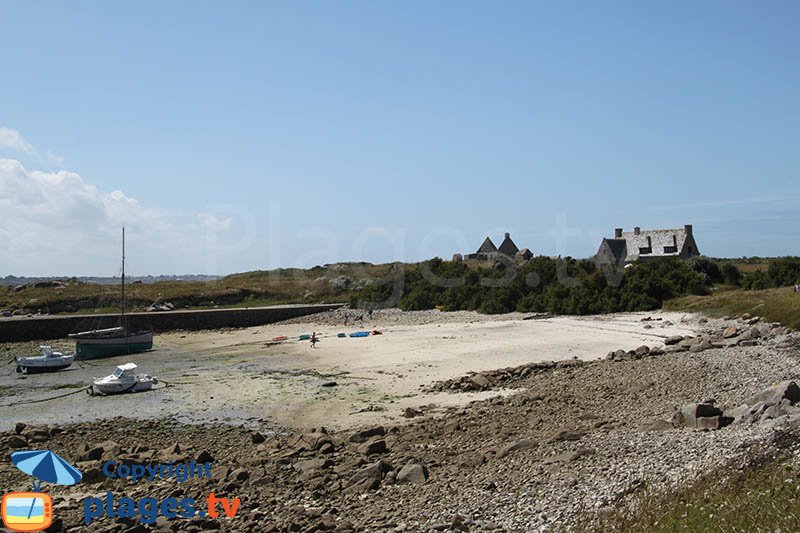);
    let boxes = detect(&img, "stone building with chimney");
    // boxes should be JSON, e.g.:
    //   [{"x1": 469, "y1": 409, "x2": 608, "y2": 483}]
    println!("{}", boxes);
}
[{"x1": 594, "y1": 225, "x2": 700, "y2": 266}]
